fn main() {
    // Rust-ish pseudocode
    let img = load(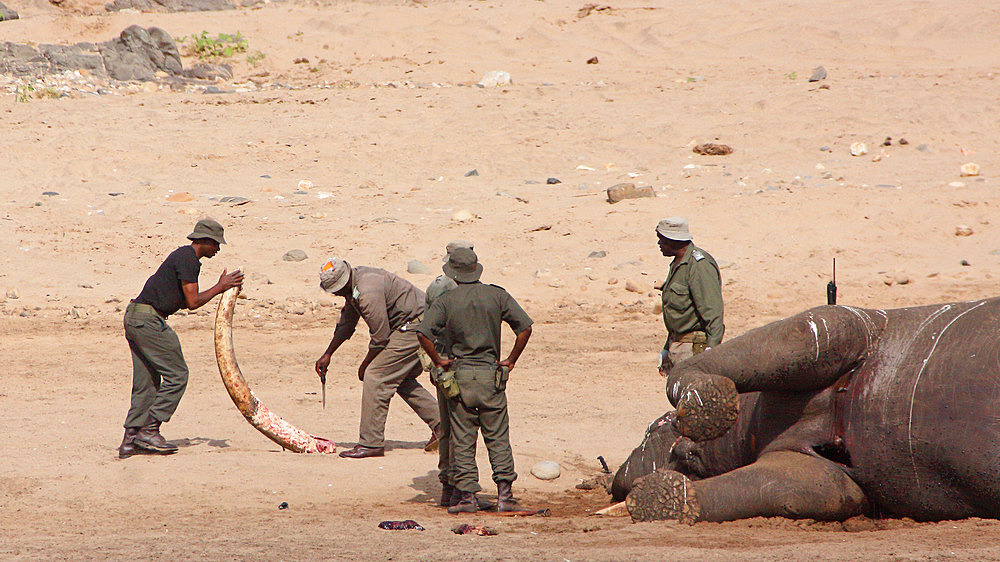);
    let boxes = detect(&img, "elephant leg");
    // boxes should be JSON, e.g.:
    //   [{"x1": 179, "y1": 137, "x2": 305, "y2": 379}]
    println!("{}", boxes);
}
[
  {"x1": 626, "y1": 451, "x2": 868, "y2": 523},
  {"x1": 665, "y1": 305, "x2": 886, "y2": 441}
]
